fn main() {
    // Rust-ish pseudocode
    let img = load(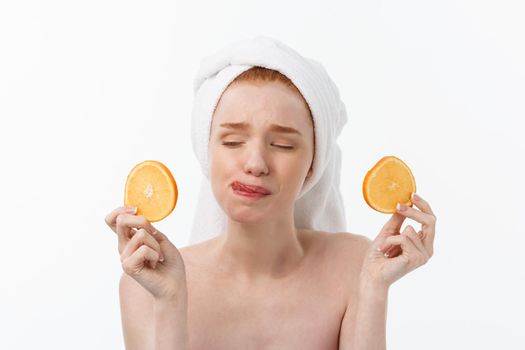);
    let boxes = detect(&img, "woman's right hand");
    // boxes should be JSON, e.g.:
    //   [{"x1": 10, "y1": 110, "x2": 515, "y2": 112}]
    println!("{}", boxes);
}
[{"x1": 104, "y1": 207, "x2": 187, "y2": 302}]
